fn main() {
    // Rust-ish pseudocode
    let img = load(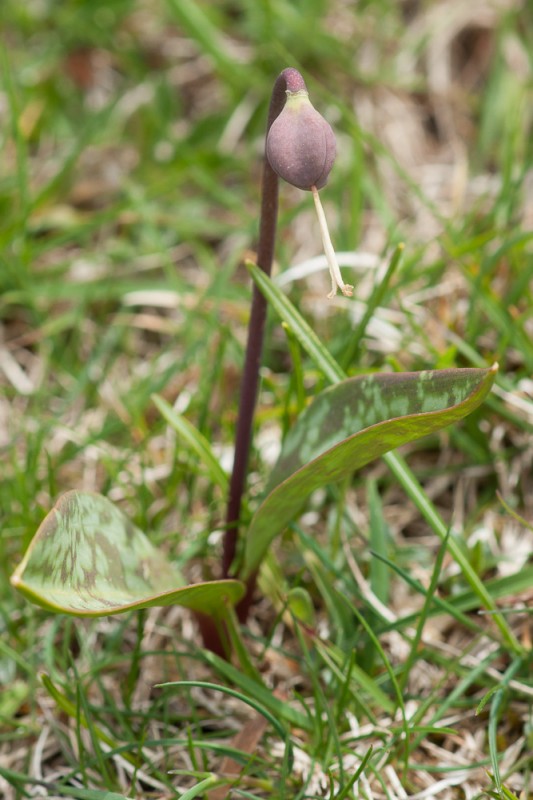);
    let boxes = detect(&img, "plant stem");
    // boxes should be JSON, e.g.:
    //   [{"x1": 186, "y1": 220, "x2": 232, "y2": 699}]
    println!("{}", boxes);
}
[
  {"x1": 222, "y1": 69, "x2": 306, "y2": 592},
  {"x1": 221, "y1": 157, "x2": 276, "y2": 579},
  {"x1": 199, "y1": 70, "x2": 307, "y2": 652},
  {"x1": 220, "y1": 70, "x2": 310, "y2": 627}
]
